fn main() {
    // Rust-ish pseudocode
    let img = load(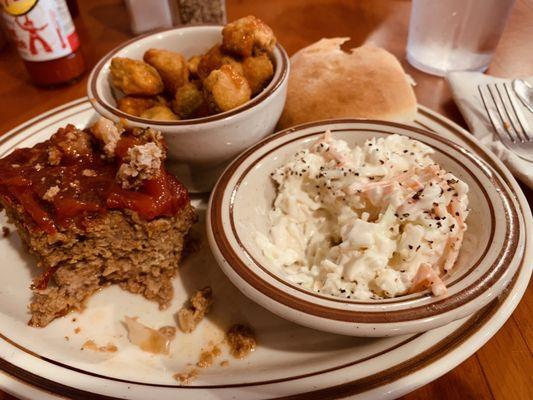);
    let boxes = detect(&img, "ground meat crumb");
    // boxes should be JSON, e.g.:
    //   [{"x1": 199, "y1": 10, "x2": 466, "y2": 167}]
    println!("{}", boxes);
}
[
  {"x1": 131, "y1": 127, "x2": 164, "y2": 147},
  {"x1": 116, "y1": 142, "x2": 163, "y2": 189},
  {"x1": 47, "y1": 147, "x2": 62, "y2": 165},
  {"x1": 197, "y1": 345, "x2": 221, "y2": 368},
  {"x1": 42, "y1": 186, "x2": 60, "y2": 201},
  {"x1": 2, "y1": 227, "x2": 10, "y2": 237},
  {"x1": 91, "y1": 117, "x2": 122, "y2": 157},
  {"x1": 81, "y1": 340, "x2": 118, "y2": 353},
  {"x1": 173, "y1": 368, "x2": 198, "y2": 385},
  {"x1": 226, "y1": 324, "x2": 256, "y2": 359},
  {"x1": 220, "y1": 360, "x2": 229, "y2": 367},
  {"x1": 82, "y1": 169, "x2": 97, "y2": 177},
  {"x1": 177, "y1": 287, "x2": 213, "y2": 333}
]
